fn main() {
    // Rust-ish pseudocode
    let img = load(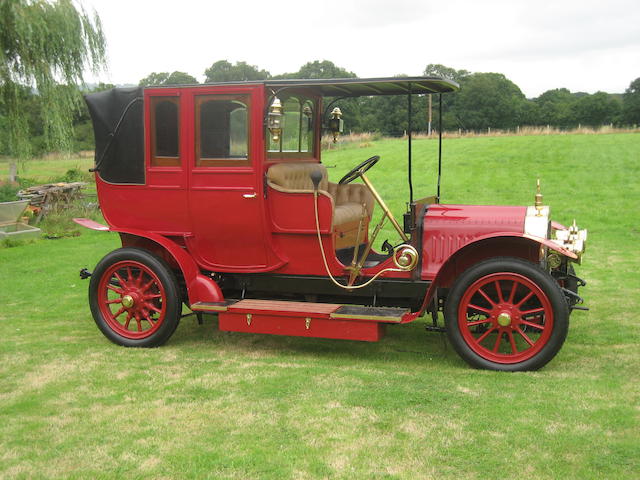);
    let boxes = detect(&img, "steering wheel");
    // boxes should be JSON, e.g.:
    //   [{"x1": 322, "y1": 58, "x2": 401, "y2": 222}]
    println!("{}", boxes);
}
[{"x1": 338, "y1": 155, "x2": 380, "y2": 185}]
